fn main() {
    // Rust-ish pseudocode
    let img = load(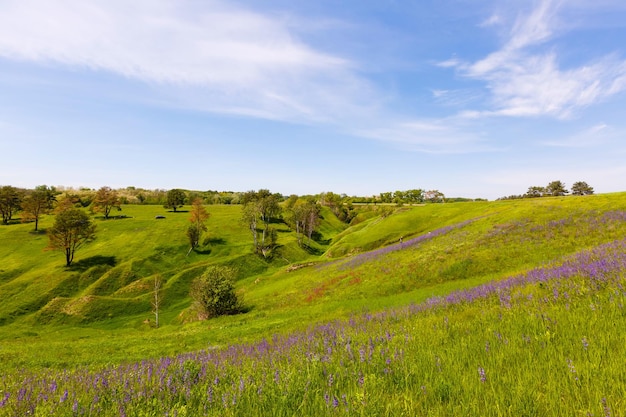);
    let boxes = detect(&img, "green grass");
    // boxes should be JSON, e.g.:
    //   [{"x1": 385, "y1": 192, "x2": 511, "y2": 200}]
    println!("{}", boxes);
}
[{"x1": 0, "y1": 192, "x2": 625, "y2": 380}]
